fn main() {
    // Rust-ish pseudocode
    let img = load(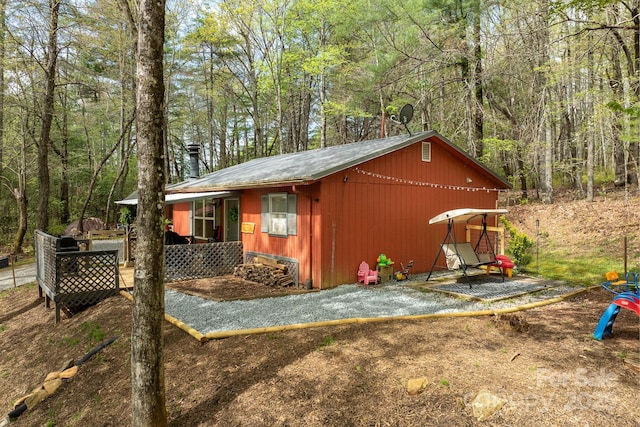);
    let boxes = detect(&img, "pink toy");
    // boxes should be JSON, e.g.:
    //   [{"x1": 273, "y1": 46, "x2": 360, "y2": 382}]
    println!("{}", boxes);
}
[{"x1": 357, "y1": 262, "x2": 378, "y2": 285}]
